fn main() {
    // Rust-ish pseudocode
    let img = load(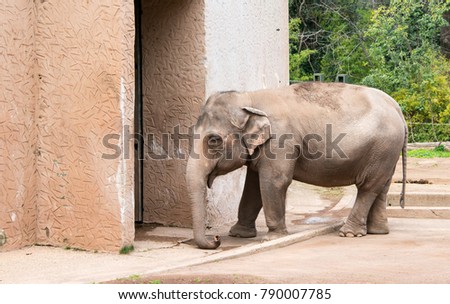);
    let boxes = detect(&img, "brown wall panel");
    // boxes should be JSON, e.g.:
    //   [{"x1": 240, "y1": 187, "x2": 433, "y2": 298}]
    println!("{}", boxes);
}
[
  {"x1": 141, "y1": 0, "x2": 206, "y2": 227},
  {"x1": 33, "y1": 0, "x2": 135, "y2": 251},
  {"x1": 0, "y1": 0, "x2": 39, "y2": 251}
]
